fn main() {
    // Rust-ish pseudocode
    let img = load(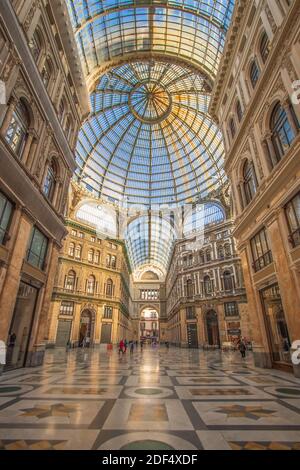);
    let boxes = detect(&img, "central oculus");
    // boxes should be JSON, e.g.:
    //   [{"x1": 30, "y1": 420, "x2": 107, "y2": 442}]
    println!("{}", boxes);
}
[{"x1": 129, "y1": 80, "x2": 172, "y2": 123}]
